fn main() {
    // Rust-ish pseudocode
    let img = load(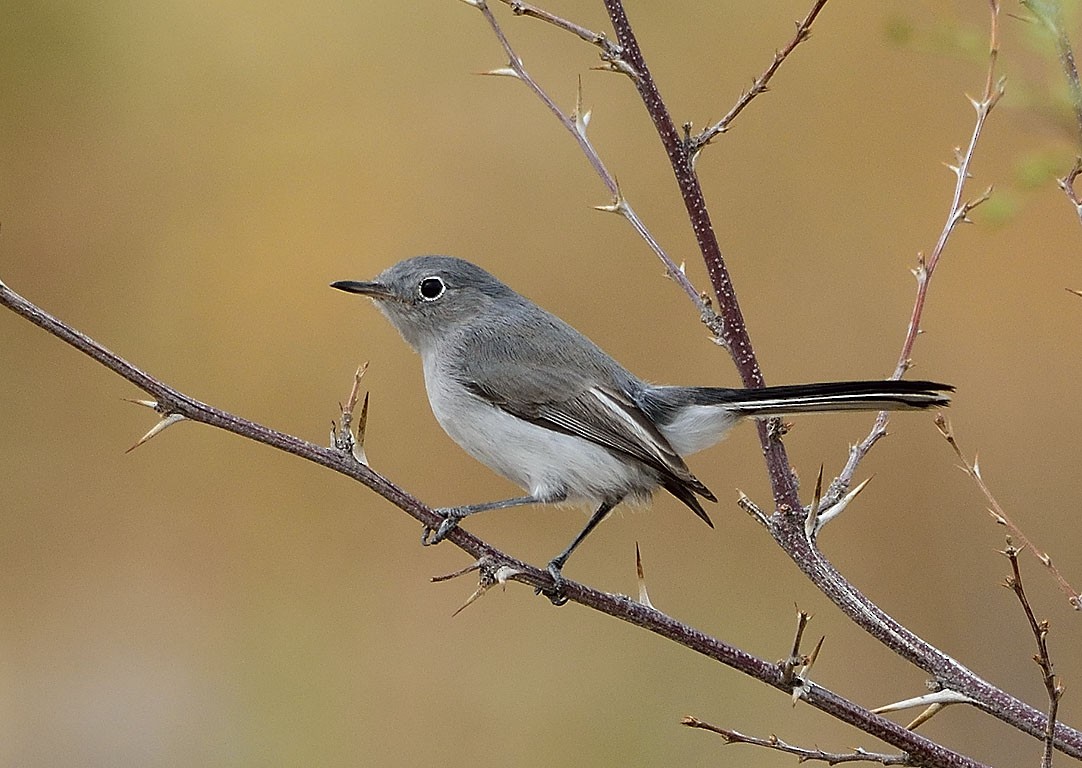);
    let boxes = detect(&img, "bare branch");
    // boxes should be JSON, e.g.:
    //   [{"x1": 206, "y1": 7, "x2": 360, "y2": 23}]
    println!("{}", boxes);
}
[
  {"x1": 682, "y1": 717, "x2": 911, "y2": 765},
  {"x1": 1003, "y1": 540, "x2": 1065, "y2": 768},
  {"x1": 468, "y1": 1, "x2": 714, "y2": 321},
  {"x1": 499, "y1": 0, "x2": 619, "y2": 55},
  {"x1": 594, "y1": 2, "x2": 1081, "y2": 756},
  {"x1": 0, "y1": 279, "x2": 1002, "y2": 767},
  {"x1": 937, "y1": 415, "x2": 1081, "y2": 611},
  {"x1": 827, "y1": 0, "x2": 1003, "y2": 505},
  {"x1": 689, "y1": 0, "x2": 831, "y2": 153}
]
